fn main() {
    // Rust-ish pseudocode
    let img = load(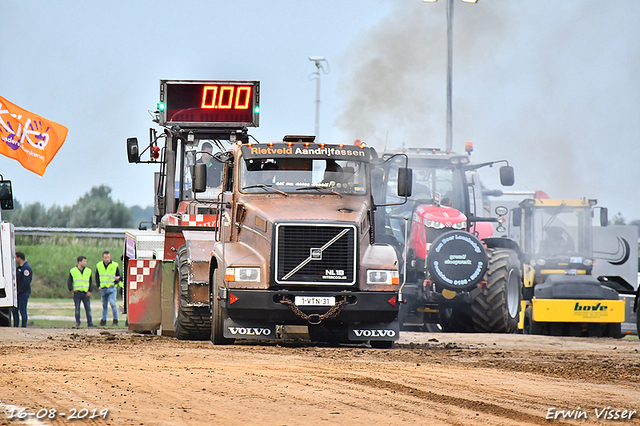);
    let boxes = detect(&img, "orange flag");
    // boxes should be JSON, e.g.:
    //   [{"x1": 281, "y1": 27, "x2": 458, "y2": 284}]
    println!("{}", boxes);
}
[{"x1": 0, "y1": 95, "x2": 68, "y2": 176}]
